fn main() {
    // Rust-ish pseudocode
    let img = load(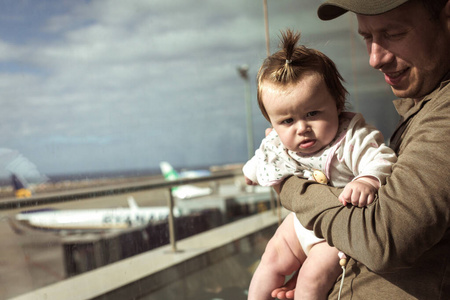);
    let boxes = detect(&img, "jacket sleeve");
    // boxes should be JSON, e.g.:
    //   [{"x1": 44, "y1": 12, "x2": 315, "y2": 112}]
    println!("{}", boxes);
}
[{"x1": 280, "y1": 99, "x2": 450, "y2": 273}]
